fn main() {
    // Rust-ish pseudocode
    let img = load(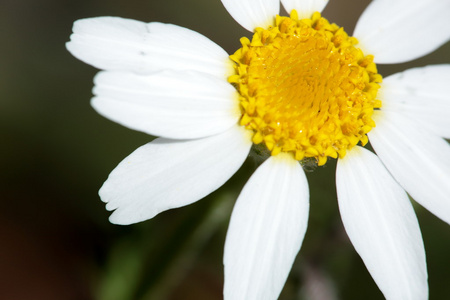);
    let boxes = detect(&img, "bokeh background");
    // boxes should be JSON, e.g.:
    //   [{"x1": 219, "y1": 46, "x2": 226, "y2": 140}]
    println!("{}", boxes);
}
[{"x1": 2, "y1": 0, "x2": 450, "y2": 299}]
